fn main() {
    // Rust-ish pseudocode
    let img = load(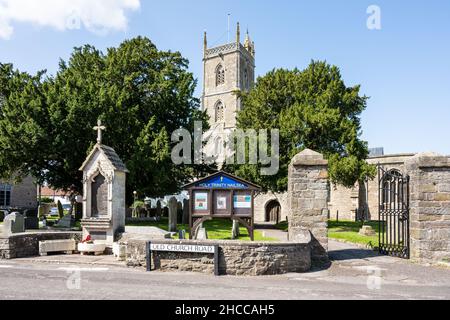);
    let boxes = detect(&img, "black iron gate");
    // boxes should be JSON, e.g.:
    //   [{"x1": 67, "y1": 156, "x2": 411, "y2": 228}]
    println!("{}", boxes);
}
[{"x1": 378, "y1": 167, "x2": 410, "y2": 259}]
